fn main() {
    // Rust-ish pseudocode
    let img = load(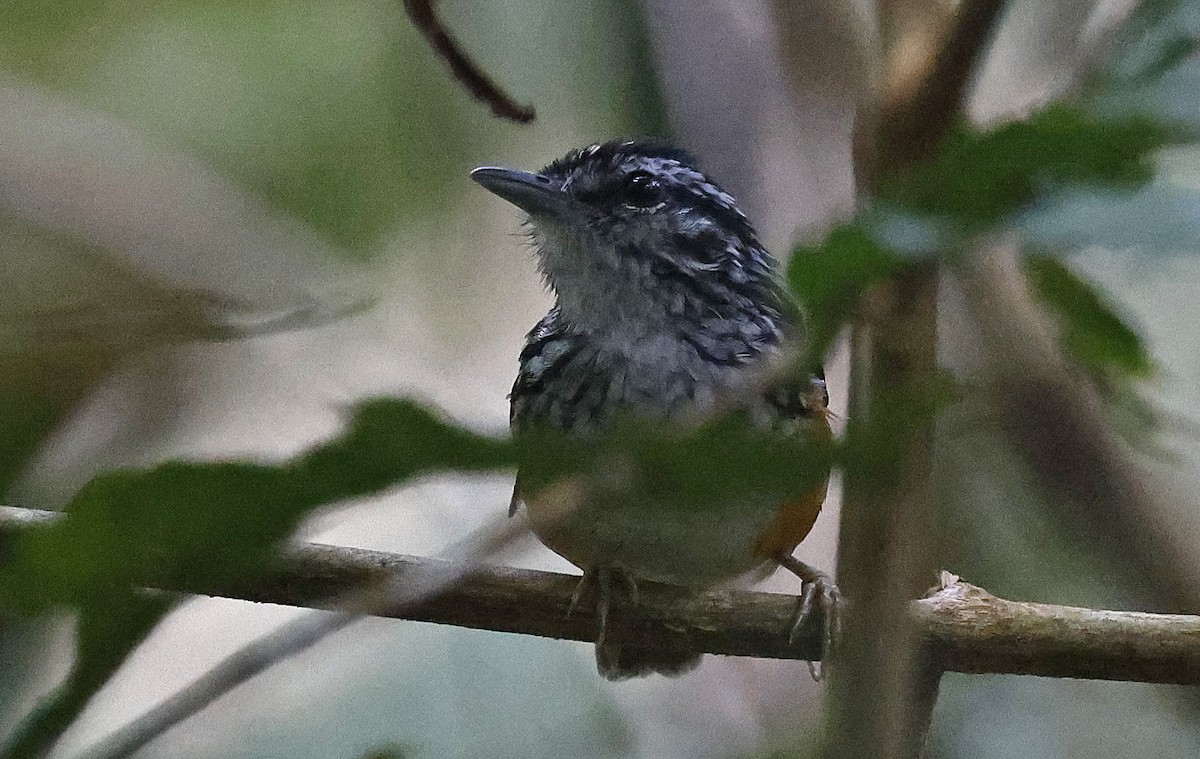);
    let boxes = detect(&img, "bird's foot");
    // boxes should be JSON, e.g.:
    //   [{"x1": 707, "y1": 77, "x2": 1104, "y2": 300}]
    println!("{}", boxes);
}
[
  {"x1": 569, "y1": 566, "x2": 702, "y2": 679},
  {"x1": 567, "y1": 566, "x2": 640, "y2": 641},
  {"x1": 777, "y1": 554, "x2": 842, "y2": 681}
]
